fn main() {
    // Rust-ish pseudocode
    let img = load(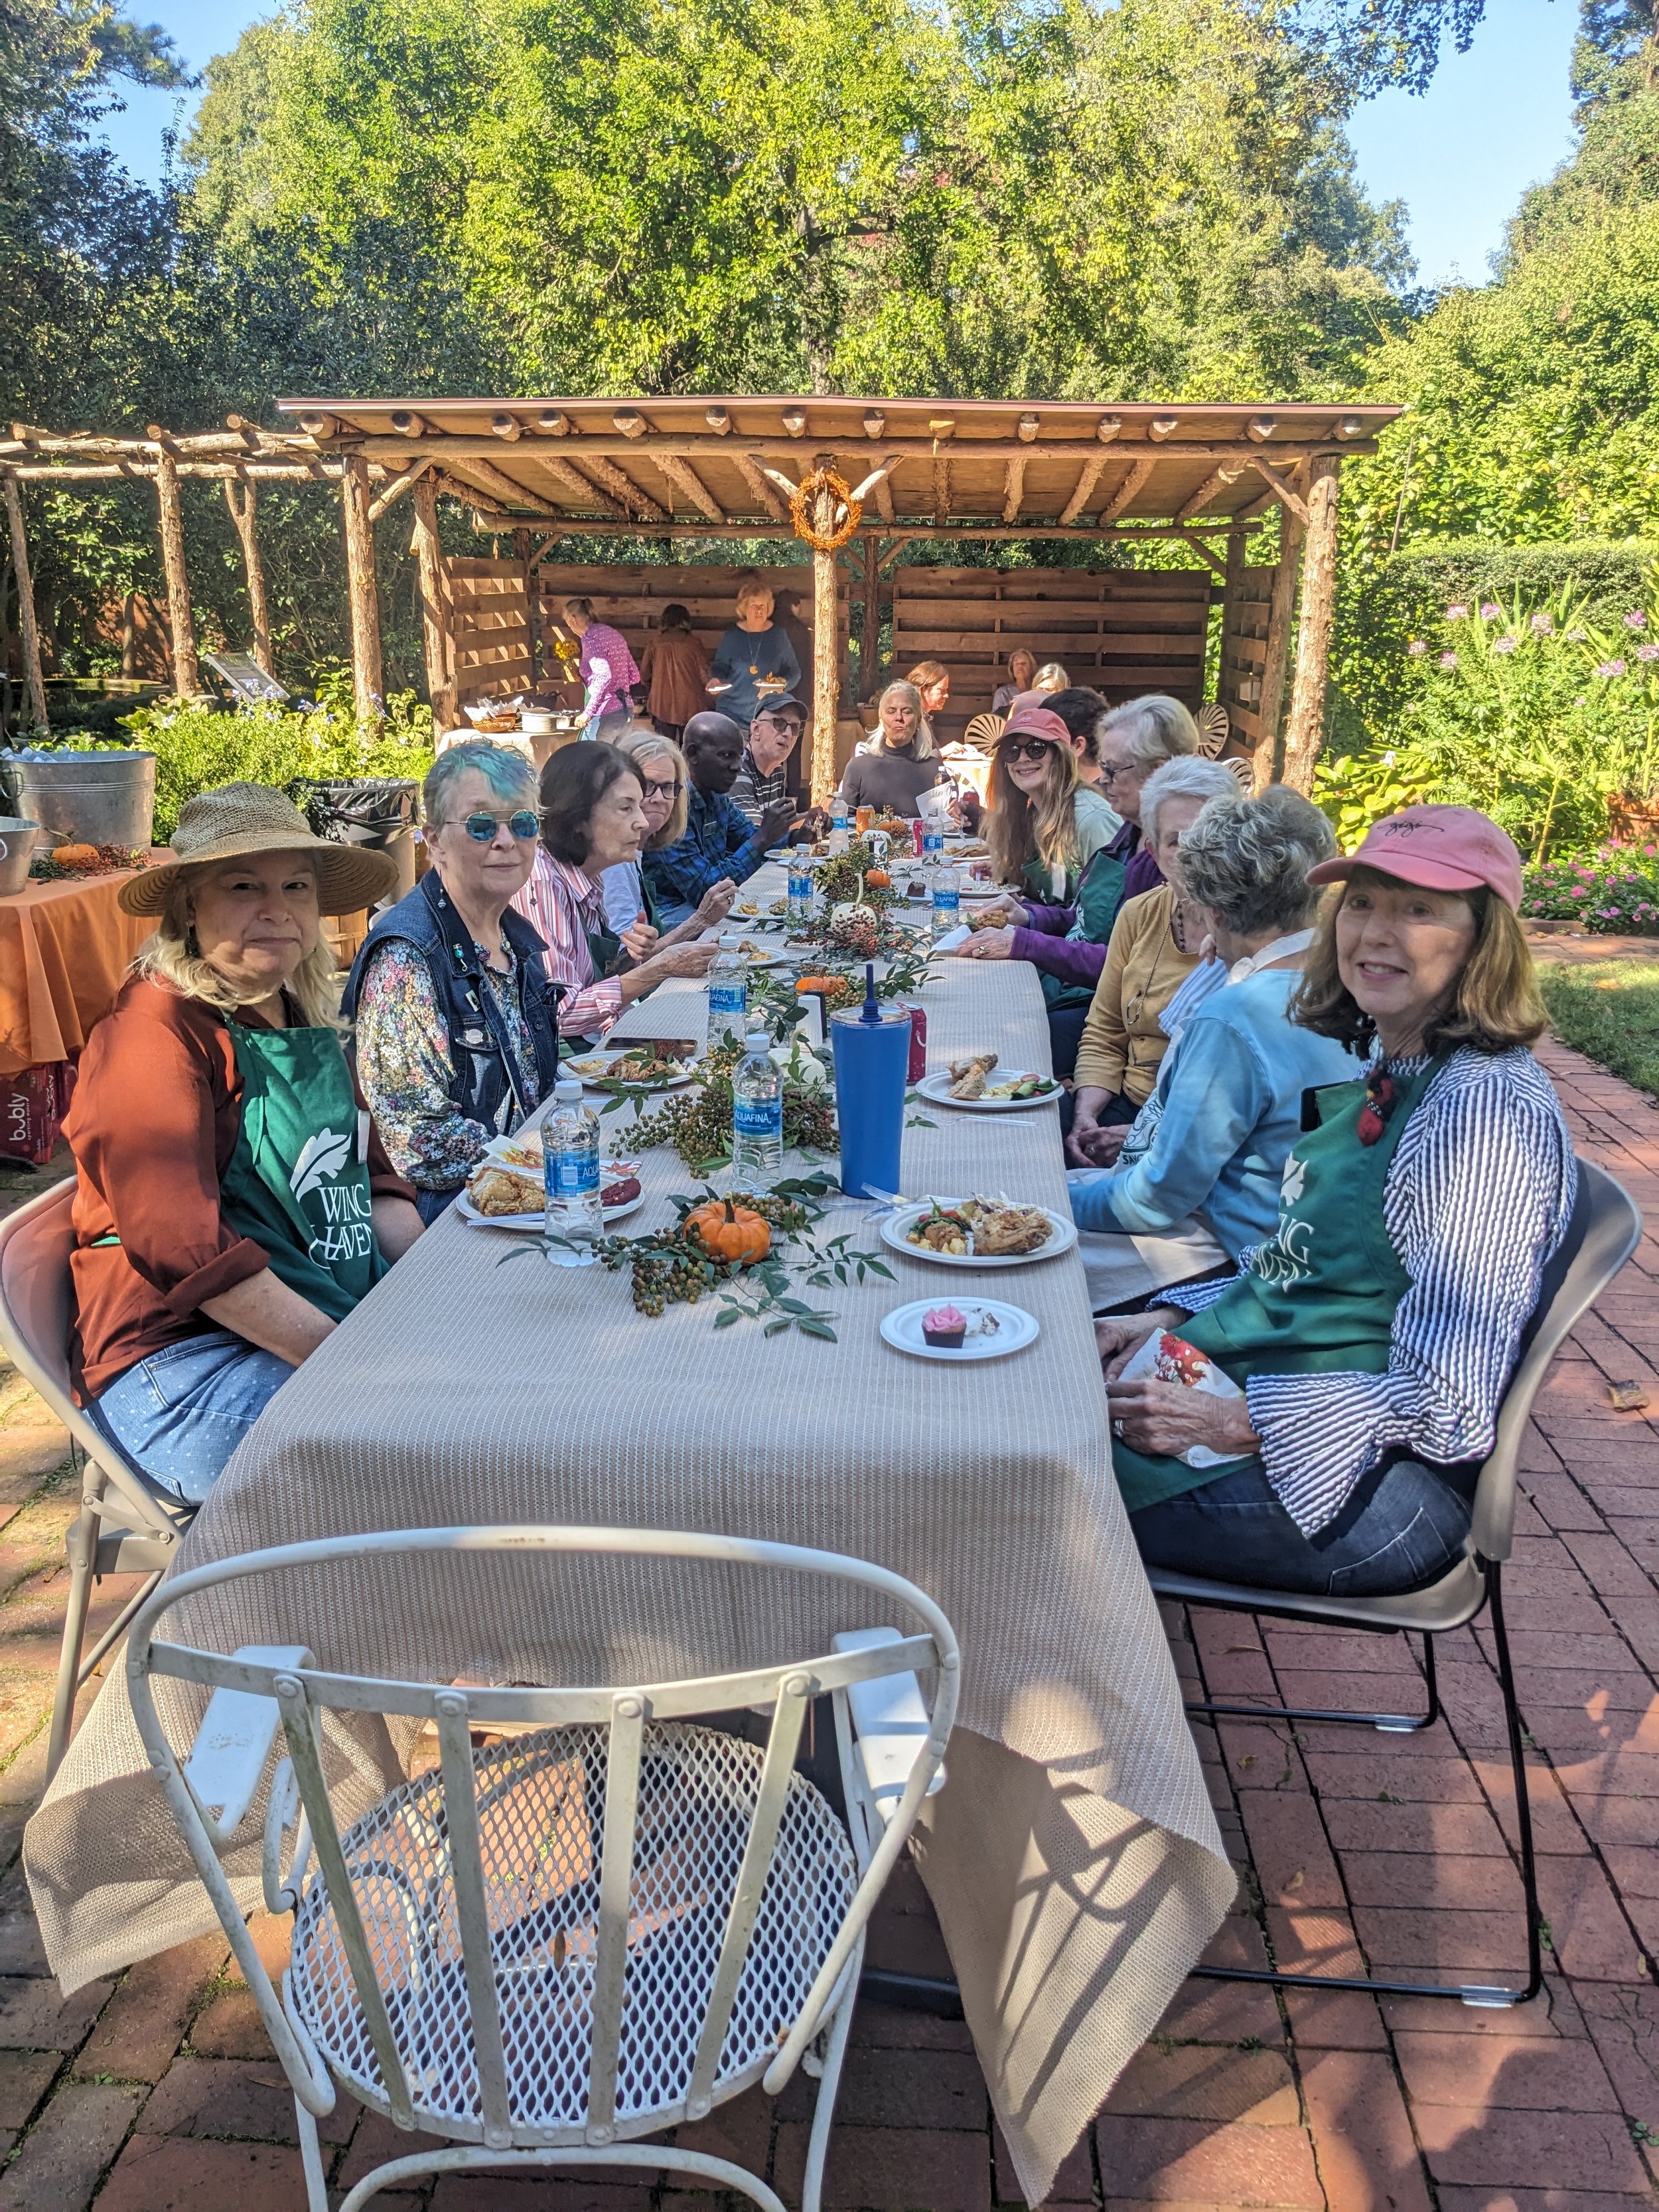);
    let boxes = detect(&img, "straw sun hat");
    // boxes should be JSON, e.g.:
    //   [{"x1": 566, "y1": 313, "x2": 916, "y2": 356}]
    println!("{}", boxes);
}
[{"x1": 118, "y1": 782, "x2": 401, "y2": 919}]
